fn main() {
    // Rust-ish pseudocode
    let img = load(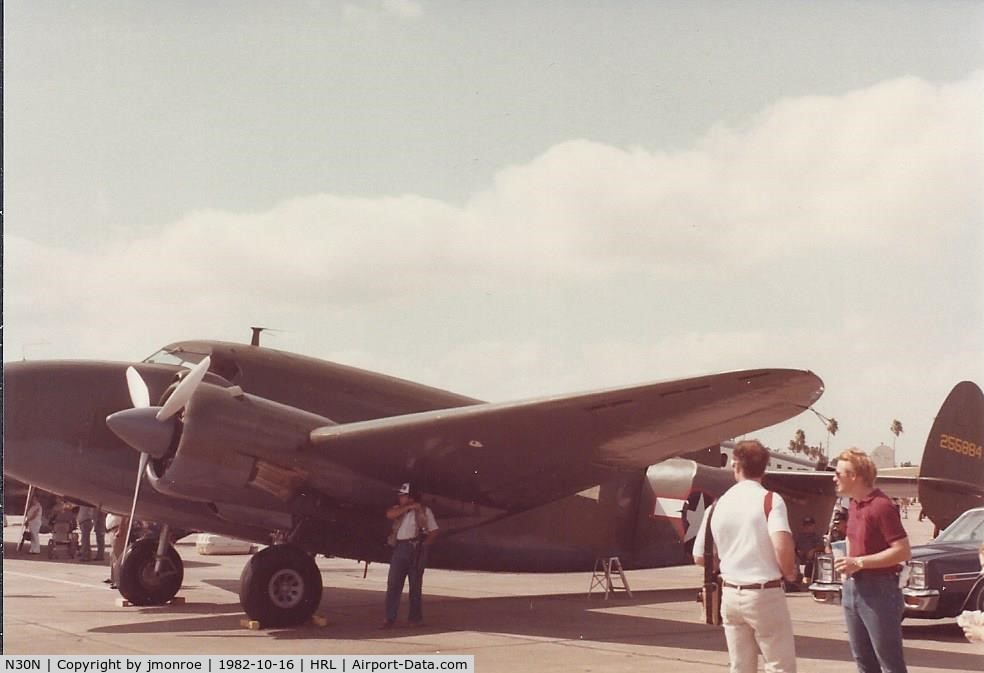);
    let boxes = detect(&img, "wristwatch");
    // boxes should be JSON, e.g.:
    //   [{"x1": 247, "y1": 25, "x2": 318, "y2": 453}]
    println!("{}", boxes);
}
[{"x1": 857, "y1": 557, "x2": 865, "y2": 569}]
